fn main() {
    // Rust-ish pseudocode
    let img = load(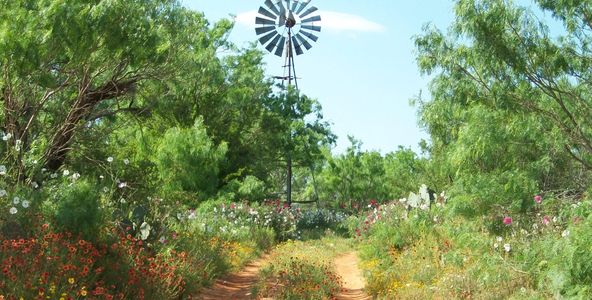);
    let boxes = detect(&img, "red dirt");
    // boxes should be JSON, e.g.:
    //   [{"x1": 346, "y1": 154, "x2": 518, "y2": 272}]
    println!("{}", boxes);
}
[
  {"x1": 334, "y1": 252, "x2": 371, "y2": 300},
  {"x1": 197, "y1": 251, "x2": 371, "y2": 300},
  {"x1": 197, "y1": 254, "x2": 270, "y2": 300}
]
